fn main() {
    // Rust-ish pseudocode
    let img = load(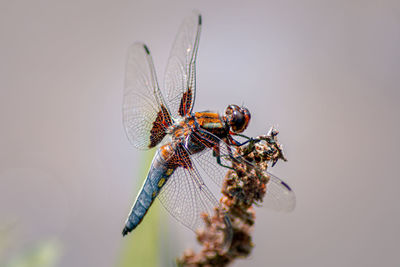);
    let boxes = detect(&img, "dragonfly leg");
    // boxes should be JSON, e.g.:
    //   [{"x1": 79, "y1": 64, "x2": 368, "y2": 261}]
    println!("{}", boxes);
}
[
  {"x1": 230, "y1": 133, "x2": 260, "y2": 147},
  {"x1": 228, "y1": 135, "x2": 261, "y2": 159},
  {"x1": 212, "y1": 146, "x2": 235, "y2": 170},
  {"x1": 231, "y1": 138, "x2": 251, "y2": 146},
  {"x1": 213, "y1": 149, "x2": 235, "y2": 170},
  {"x1": 234, "y1": 133, "x2": 251, "y2": 140}
]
